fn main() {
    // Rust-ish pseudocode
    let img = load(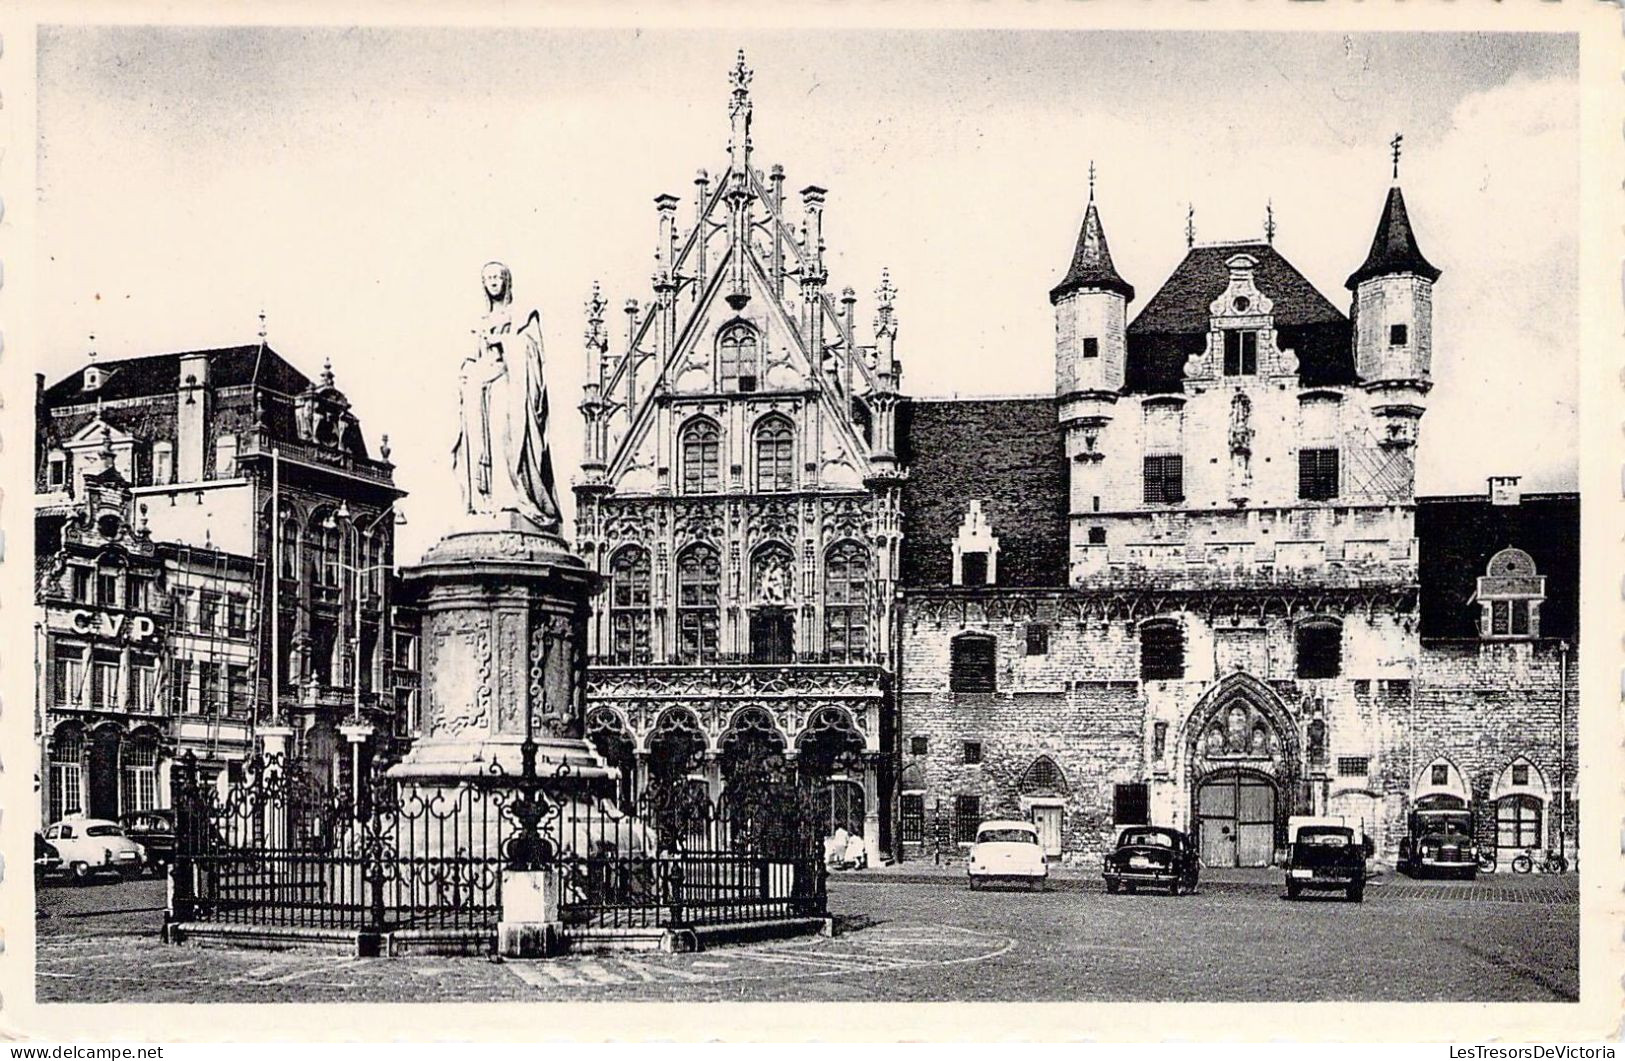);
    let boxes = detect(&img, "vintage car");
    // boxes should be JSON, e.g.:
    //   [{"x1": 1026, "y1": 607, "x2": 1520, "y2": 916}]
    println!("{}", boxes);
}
[
  {"x1": 1286, "y1": 823, "x2": 1367, "y2": 901},
  {"x1": 121, "y1": 809, "x2": 176, "y2": 873},
  {"x1": 1398, "y1": 805, "x2": 1479, "y2": 879},
  {"x1": 43, "y1": 818, "x2": 146, "y2": 882},
  {"x1": 1102, "y1": 825, "x2": 1200, "y2": 895},
  {"x1": 967, "y1": 820, "x2": 1048, "y2": 890}
]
